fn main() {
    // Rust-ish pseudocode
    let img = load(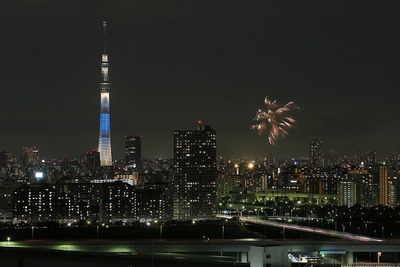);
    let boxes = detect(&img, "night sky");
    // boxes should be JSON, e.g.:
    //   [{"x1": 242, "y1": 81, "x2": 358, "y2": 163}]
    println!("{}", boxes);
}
[{"x1": 1, "y1": 1, "x2": 400, "y2": 160}]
